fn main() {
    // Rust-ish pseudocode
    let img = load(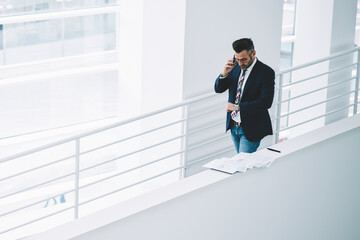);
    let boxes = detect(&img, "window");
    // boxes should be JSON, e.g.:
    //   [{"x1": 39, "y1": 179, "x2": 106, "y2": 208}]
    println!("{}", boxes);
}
[
  {"x1": 0, "y1": 2, "x2": 120, "y2": 139},
  {"x1": 281, "y1": 0, "x2": 296, "y2": 37},
  {"x1": 0, "y1": 0, "x2": 119, "y2": 16}
]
